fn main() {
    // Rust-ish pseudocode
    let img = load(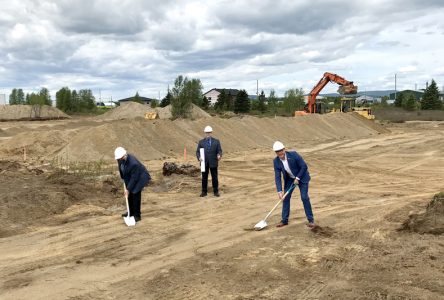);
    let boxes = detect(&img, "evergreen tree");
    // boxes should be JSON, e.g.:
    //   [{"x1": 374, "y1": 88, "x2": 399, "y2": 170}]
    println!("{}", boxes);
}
[
  {"x1": 214, "y1": 89, "x2": 227, "y2": 112},
  {"x1": 71, "y1": 90, "x2": 80, "y2": 111},
  {"x1": 9, "y1": 89, "x2": 18, "y2": 105},
  {"x1": 403, "y1": 93, "x2": 417, "y2": 111},
  {"x1": 133, "y1": 92, "x2": 143, "y2": 104},
  {"x1": 257, "y1": 90, "x2": 267, "y2": 113},
  {"x1": 201, "y1": 96, "x2": 210, "y2": 110},
  {"x1": 188, "y1": 78, "x2": 203, "y2": 106},
  {"x1": 150, "y1": 99, "x2": 158, "y2": 108},
  {"x1": 421, "y1": 79, "x2": 441, "y2": 110},
  {"x1": 17, "y1": 89, "x2": 25, "y2": 104},
  {"x1": 160, "y1": 91, "x2": 172, "y2": 107},
  {"x1": 234, "y1": 90, "x2": 250, "y2": 113},
  {"x1": 394, "y1": 92, "x2": 404, "y2": 107}
]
